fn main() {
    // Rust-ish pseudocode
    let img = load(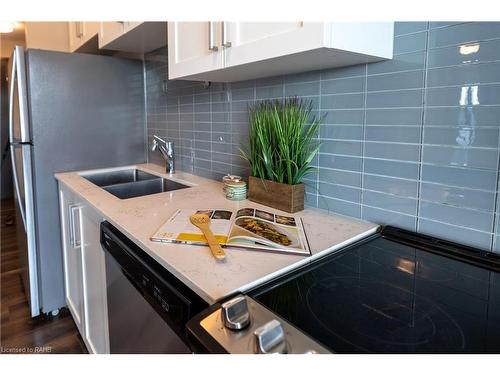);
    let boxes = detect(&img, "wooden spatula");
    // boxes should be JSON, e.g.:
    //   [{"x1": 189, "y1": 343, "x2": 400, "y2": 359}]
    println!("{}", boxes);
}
[{"x1": 189, "y1": 213, "x2": 226, "y2": 262}]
